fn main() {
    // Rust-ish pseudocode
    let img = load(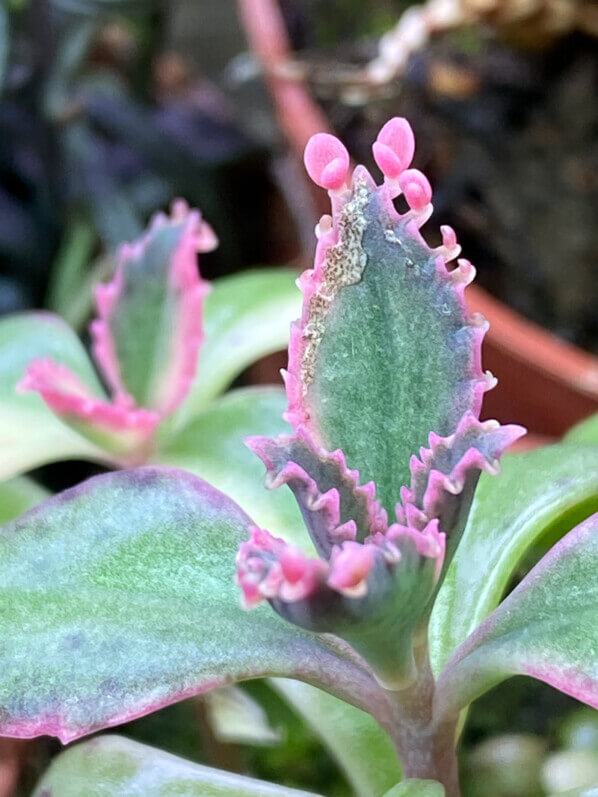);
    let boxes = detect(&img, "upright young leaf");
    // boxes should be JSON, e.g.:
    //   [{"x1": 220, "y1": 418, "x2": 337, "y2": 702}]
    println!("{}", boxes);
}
[
  {"x1": 33, "y1": 735, "x2": 318, "y2": 796},
  {"x1": 288, "y1": 124, "x2": 495, "y2": 515},
  {"x1": 434, "y1": 513, "x2": 598, "y2": 719},
  {"x1": 237, "y1": 119, "x2": 521, "y2": 690},
  {"x1": 91, "y1": 200, "x2": 215, "y2": 416},
  {"x1": 0, "y1": 468, "x2": 388, "y2": 743}
]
